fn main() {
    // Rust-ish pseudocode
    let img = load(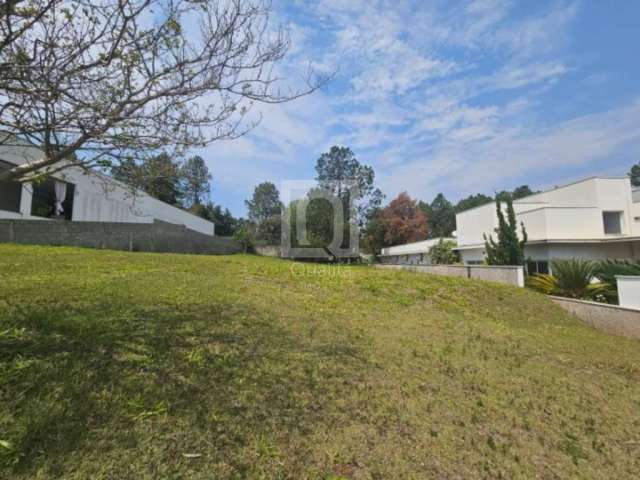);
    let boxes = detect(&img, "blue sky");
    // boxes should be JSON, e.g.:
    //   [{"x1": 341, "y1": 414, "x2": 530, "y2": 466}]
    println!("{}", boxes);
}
[{"x1": 199, "y1": 0, "x2": 640, "y2": 216}]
